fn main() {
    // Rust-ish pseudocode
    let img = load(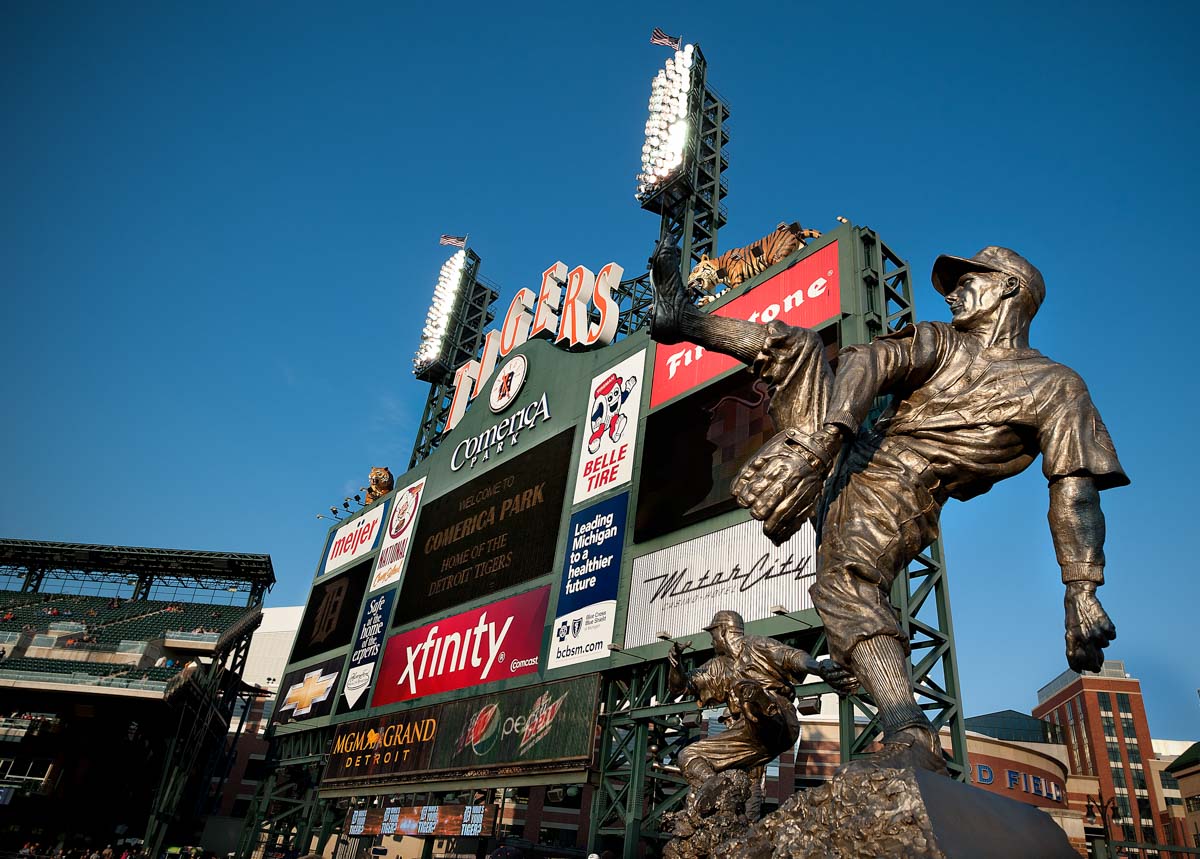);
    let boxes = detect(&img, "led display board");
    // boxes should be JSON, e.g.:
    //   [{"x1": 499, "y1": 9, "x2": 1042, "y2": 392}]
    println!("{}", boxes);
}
[
  {"x1": 292, "y1": 559, "x2": 371, "y2": 663},
  {"x1": 395, "y1": 429, "x2": 574, "y2": 626},
  {"x1": 346, "y1": 803, "x2": 498, "y2": 837}
]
